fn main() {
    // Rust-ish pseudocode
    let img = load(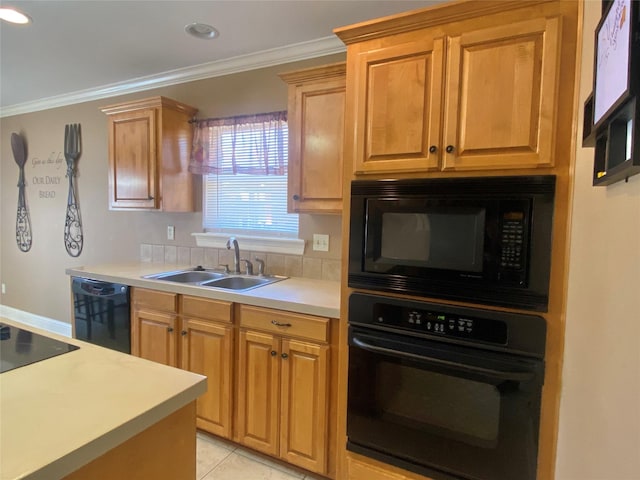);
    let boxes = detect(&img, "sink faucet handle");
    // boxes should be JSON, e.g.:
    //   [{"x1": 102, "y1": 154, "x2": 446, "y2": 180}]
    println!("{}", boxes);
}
[
  {"x1": 218, "y1": 264, "x2": 230, "y2": 274},
  {"x1": 254, "y1": 257, "x2": 265, "y2": 276},
  {"x1": 240, "y1": 258, "x2": 254, "y2": 276}
]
